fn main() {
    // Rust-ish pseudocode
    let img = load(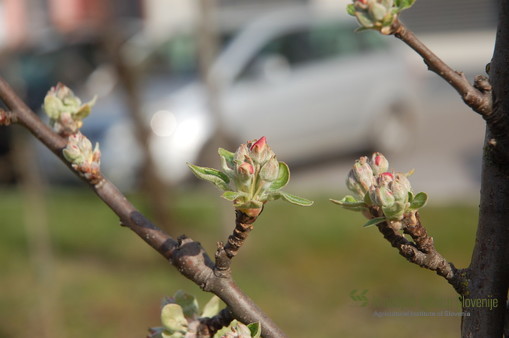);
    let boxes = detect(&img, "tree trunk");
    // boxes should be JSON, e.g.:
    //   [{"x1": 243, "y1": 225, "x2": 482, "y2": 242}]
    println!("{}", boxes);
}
[{"x1": 462, "y1": 1, "x2": 509, "y2": 336}]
